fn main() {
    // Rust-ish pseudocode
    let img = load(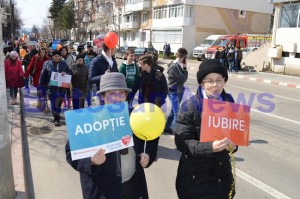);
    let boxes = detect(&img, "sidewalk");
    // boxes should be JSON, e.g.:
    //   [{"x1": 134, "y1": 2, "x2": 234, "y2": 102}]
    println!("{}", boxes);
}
[
  {"x1": 157, "y1": 58, "x2": 300, "y2": 89},
  {"x1": 10, "y1": 89, "x2": 82, "y2": 199}
]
